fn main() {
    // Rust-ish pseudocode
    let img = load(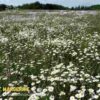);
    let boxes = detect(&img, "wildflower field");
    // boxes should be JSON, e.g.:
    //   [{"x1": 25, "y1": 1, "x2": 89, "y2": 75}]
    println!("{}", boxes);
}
[{"x1": 0, "y1": 10, "x2": 100, "y2": 100}]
